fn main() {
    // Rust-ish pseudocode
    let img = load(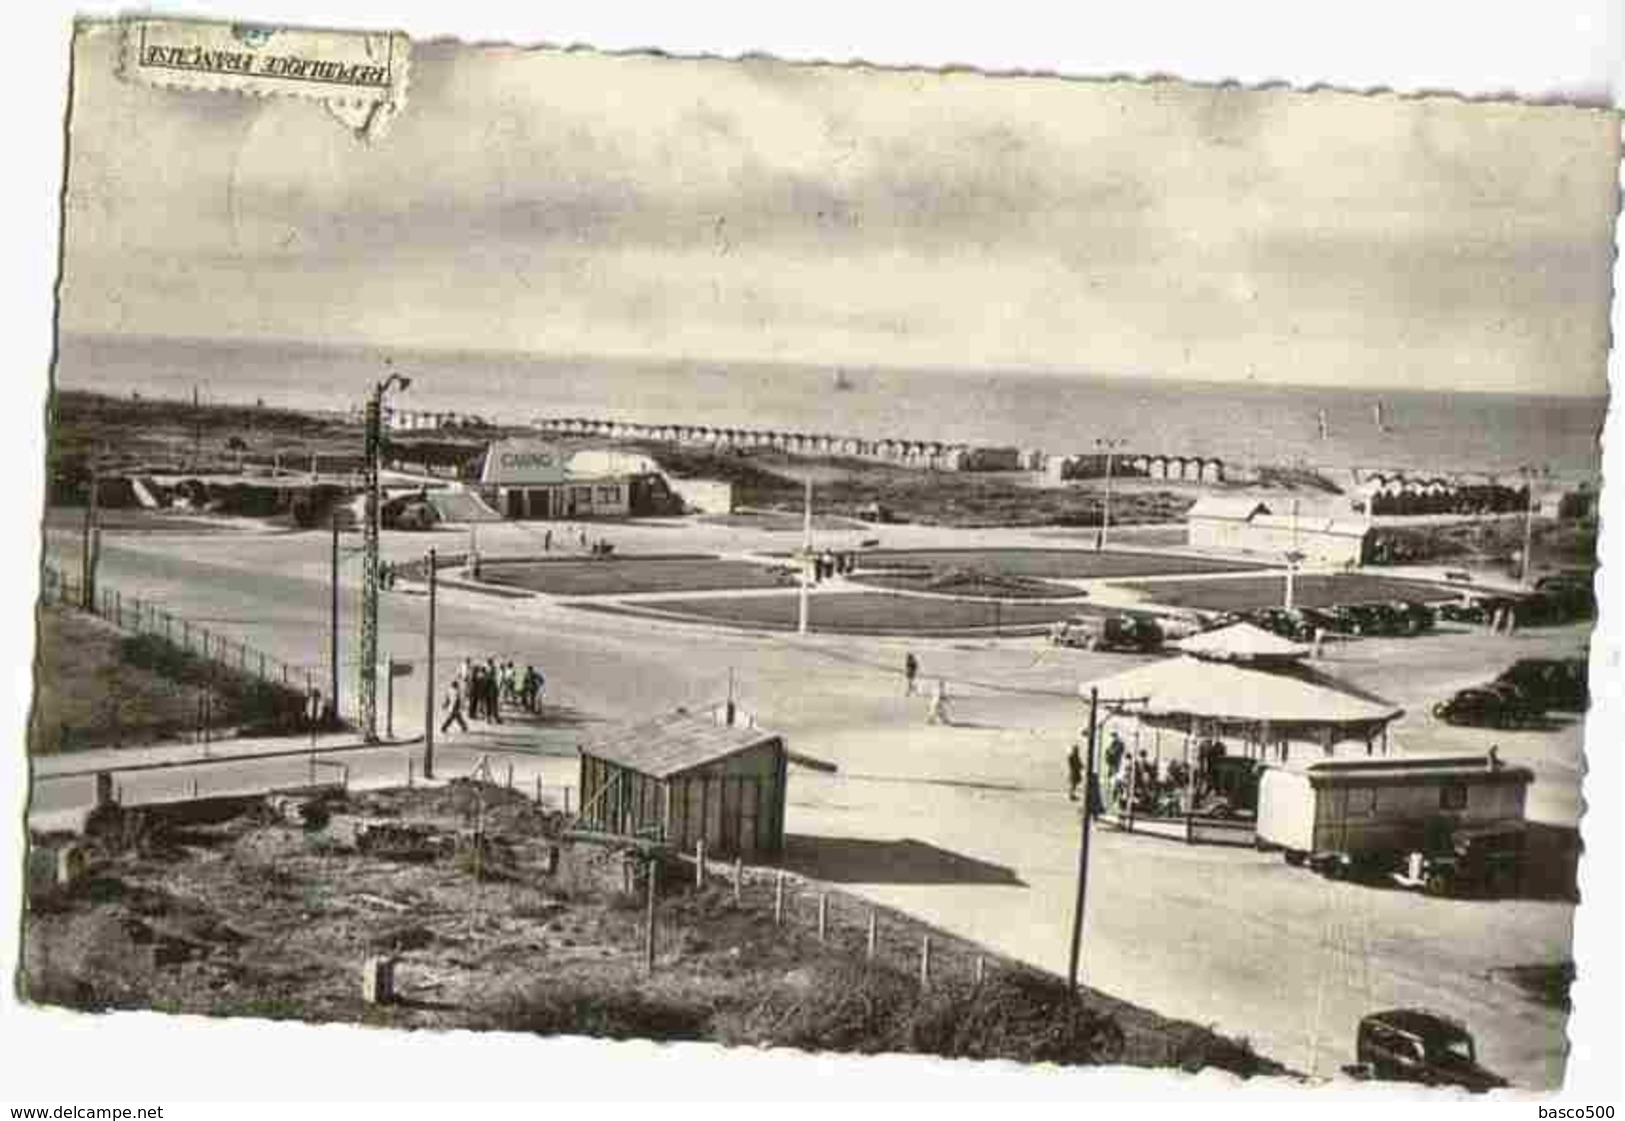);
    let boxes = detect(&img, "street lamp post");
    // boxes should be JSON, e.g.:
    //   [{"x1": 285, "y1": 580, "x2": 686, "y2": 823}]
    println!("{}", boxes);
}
[
  {"x1": 1284, "y1": 498, "x2": 1303, "y2": 611},
  {"x1": 359, "y1": 365, "x2": 412, "y2": 743},
  {"x1": 1518, "y1": 466, "x2": 1541, "y2": 587},
  {"x1": 1095, "y1": 438, "x2": 1126, "y2": 551},
  {"x1": 797, "y1": 476, "x2": 813, "y2": 635}
]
